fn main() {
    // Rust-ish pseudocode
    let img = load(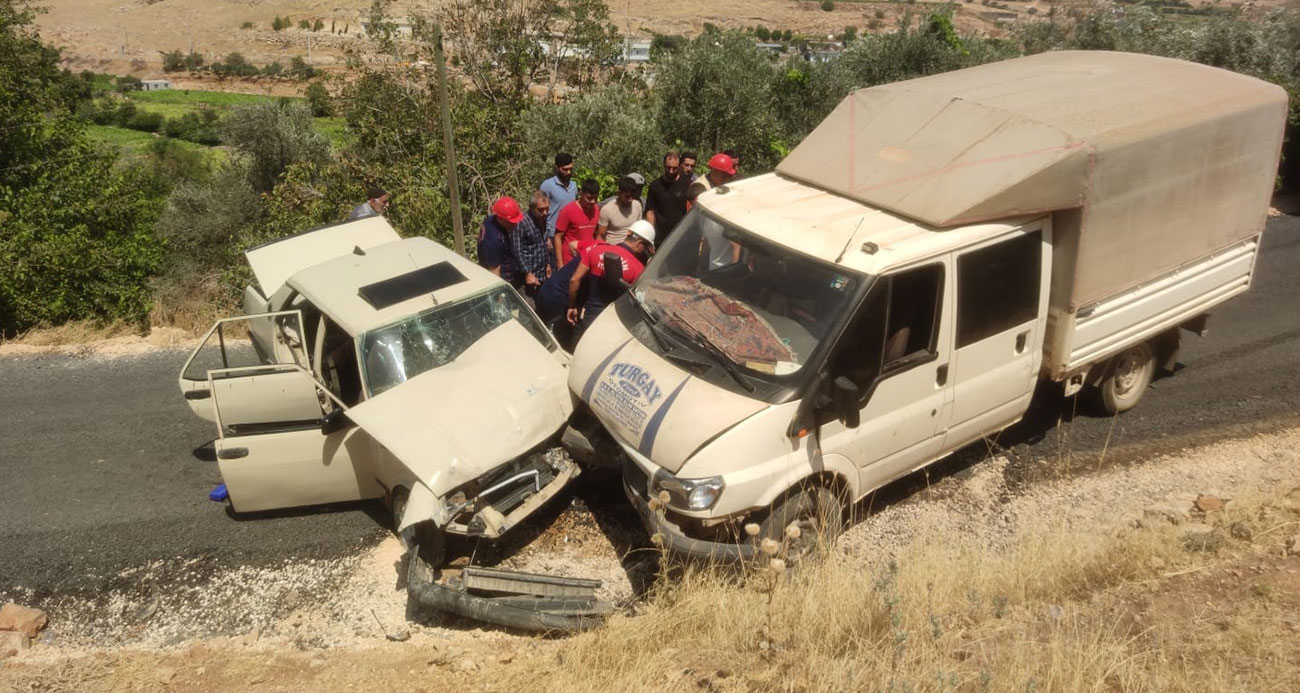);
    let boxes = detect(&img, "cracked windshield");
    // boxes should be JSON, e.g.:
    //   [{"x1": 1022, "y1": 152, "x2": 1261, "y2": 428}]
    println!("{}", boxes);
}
[
  {"x1": 360, "y1": 286, "x2": 550, "y2": 396},
  {"x1": 636, "y1": 210, "x2": 861, "y2": 376}
]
